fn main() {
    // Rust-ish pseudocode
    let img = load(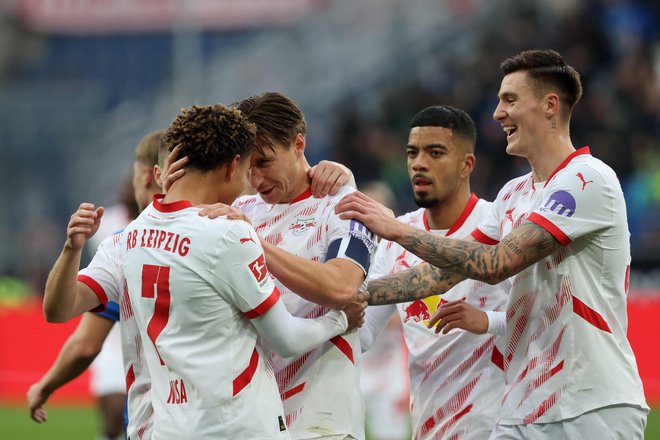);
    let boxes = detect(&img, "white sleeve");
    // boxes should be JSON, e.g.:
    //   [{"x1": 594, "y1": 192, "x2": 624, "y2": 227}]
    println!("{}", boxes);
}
[
  {"x1": 529, "y1": 163, "x2": 615, "y2": 245},
  {"x1": 78, "y1": 233, "x2": 124, "y2": 309},
  {"x1": 358, "y1": 304, "x2": 396, "y2": 352},
  {"x1": 252, "y1": 300, "x2": 348, "y2": 358},
  {"x1": 485, "y1": 311, "x2": 506, "y2": 337}
]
